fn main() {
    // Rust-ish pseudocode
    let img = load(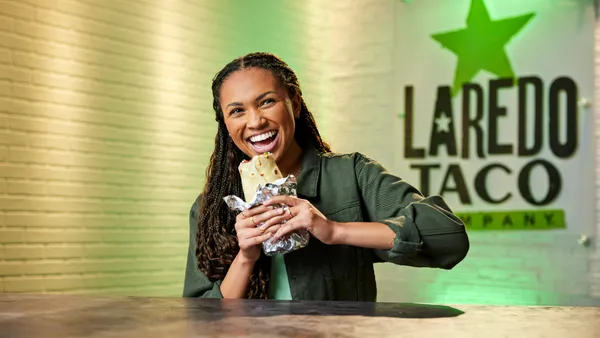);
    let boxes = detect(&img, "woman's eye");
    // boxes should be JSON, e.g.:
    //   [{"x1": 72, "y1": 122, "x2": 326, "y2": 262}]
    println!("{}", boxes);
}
[
  {"x1": 261, "y1": 99, "x2": 274, "y2": 106},
  {"x1": 229, "y1": 108, "x2": 243, "y2": 115}
]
